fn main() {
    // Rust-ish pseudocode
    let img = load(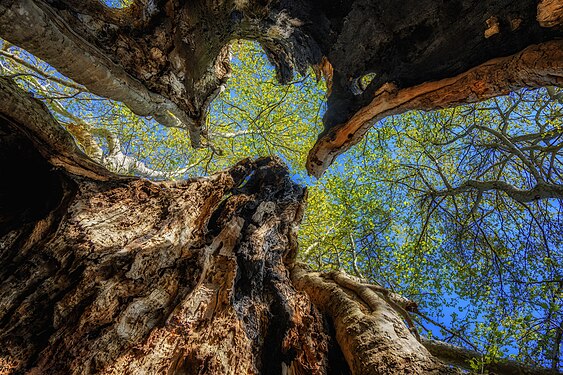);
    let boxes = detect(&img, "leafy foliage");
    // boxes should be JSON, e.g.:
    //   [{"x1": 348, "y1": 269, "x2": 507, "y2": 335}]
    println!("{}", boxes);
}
[
  {"x1": 300, "y1": 88, "x2": 563, "y2": 369},
  {"x1": 1, "y1": 37, "x2": 562, "y2": 370}
]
